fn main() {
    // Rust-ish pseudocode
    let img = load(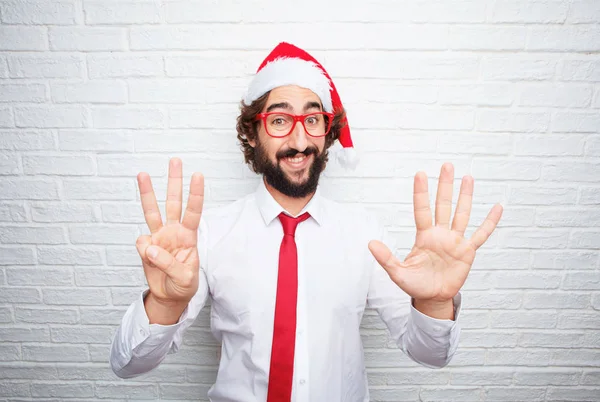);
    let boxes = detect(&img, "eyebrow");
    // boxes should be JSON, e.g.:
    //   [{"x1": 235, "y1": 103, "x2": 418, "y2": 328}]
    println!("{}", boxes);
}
[{"x1": 265, "y1": 101, "x2": 323, "y2": 113}]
